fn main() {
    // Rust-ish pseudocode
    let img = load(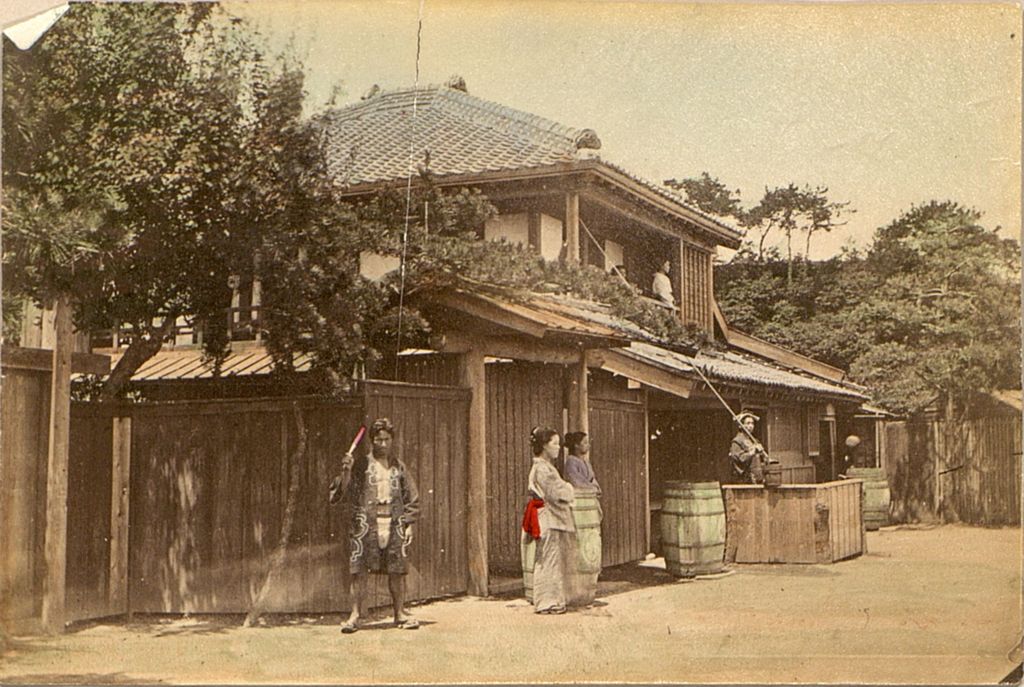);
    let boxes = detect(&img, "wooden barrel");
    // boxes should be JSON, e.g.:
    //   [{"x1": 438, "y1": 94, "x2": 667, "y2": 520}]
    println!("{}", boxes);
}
[
  {"x1": 847, "y1": 467, "x2": 891, "y2": 530},
  {"x1": 568, "y1": 491, "x2": 602, "y2": 605},
  {"x1": 660, "y1": 481, "x2": 726, "y2": 577}
]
